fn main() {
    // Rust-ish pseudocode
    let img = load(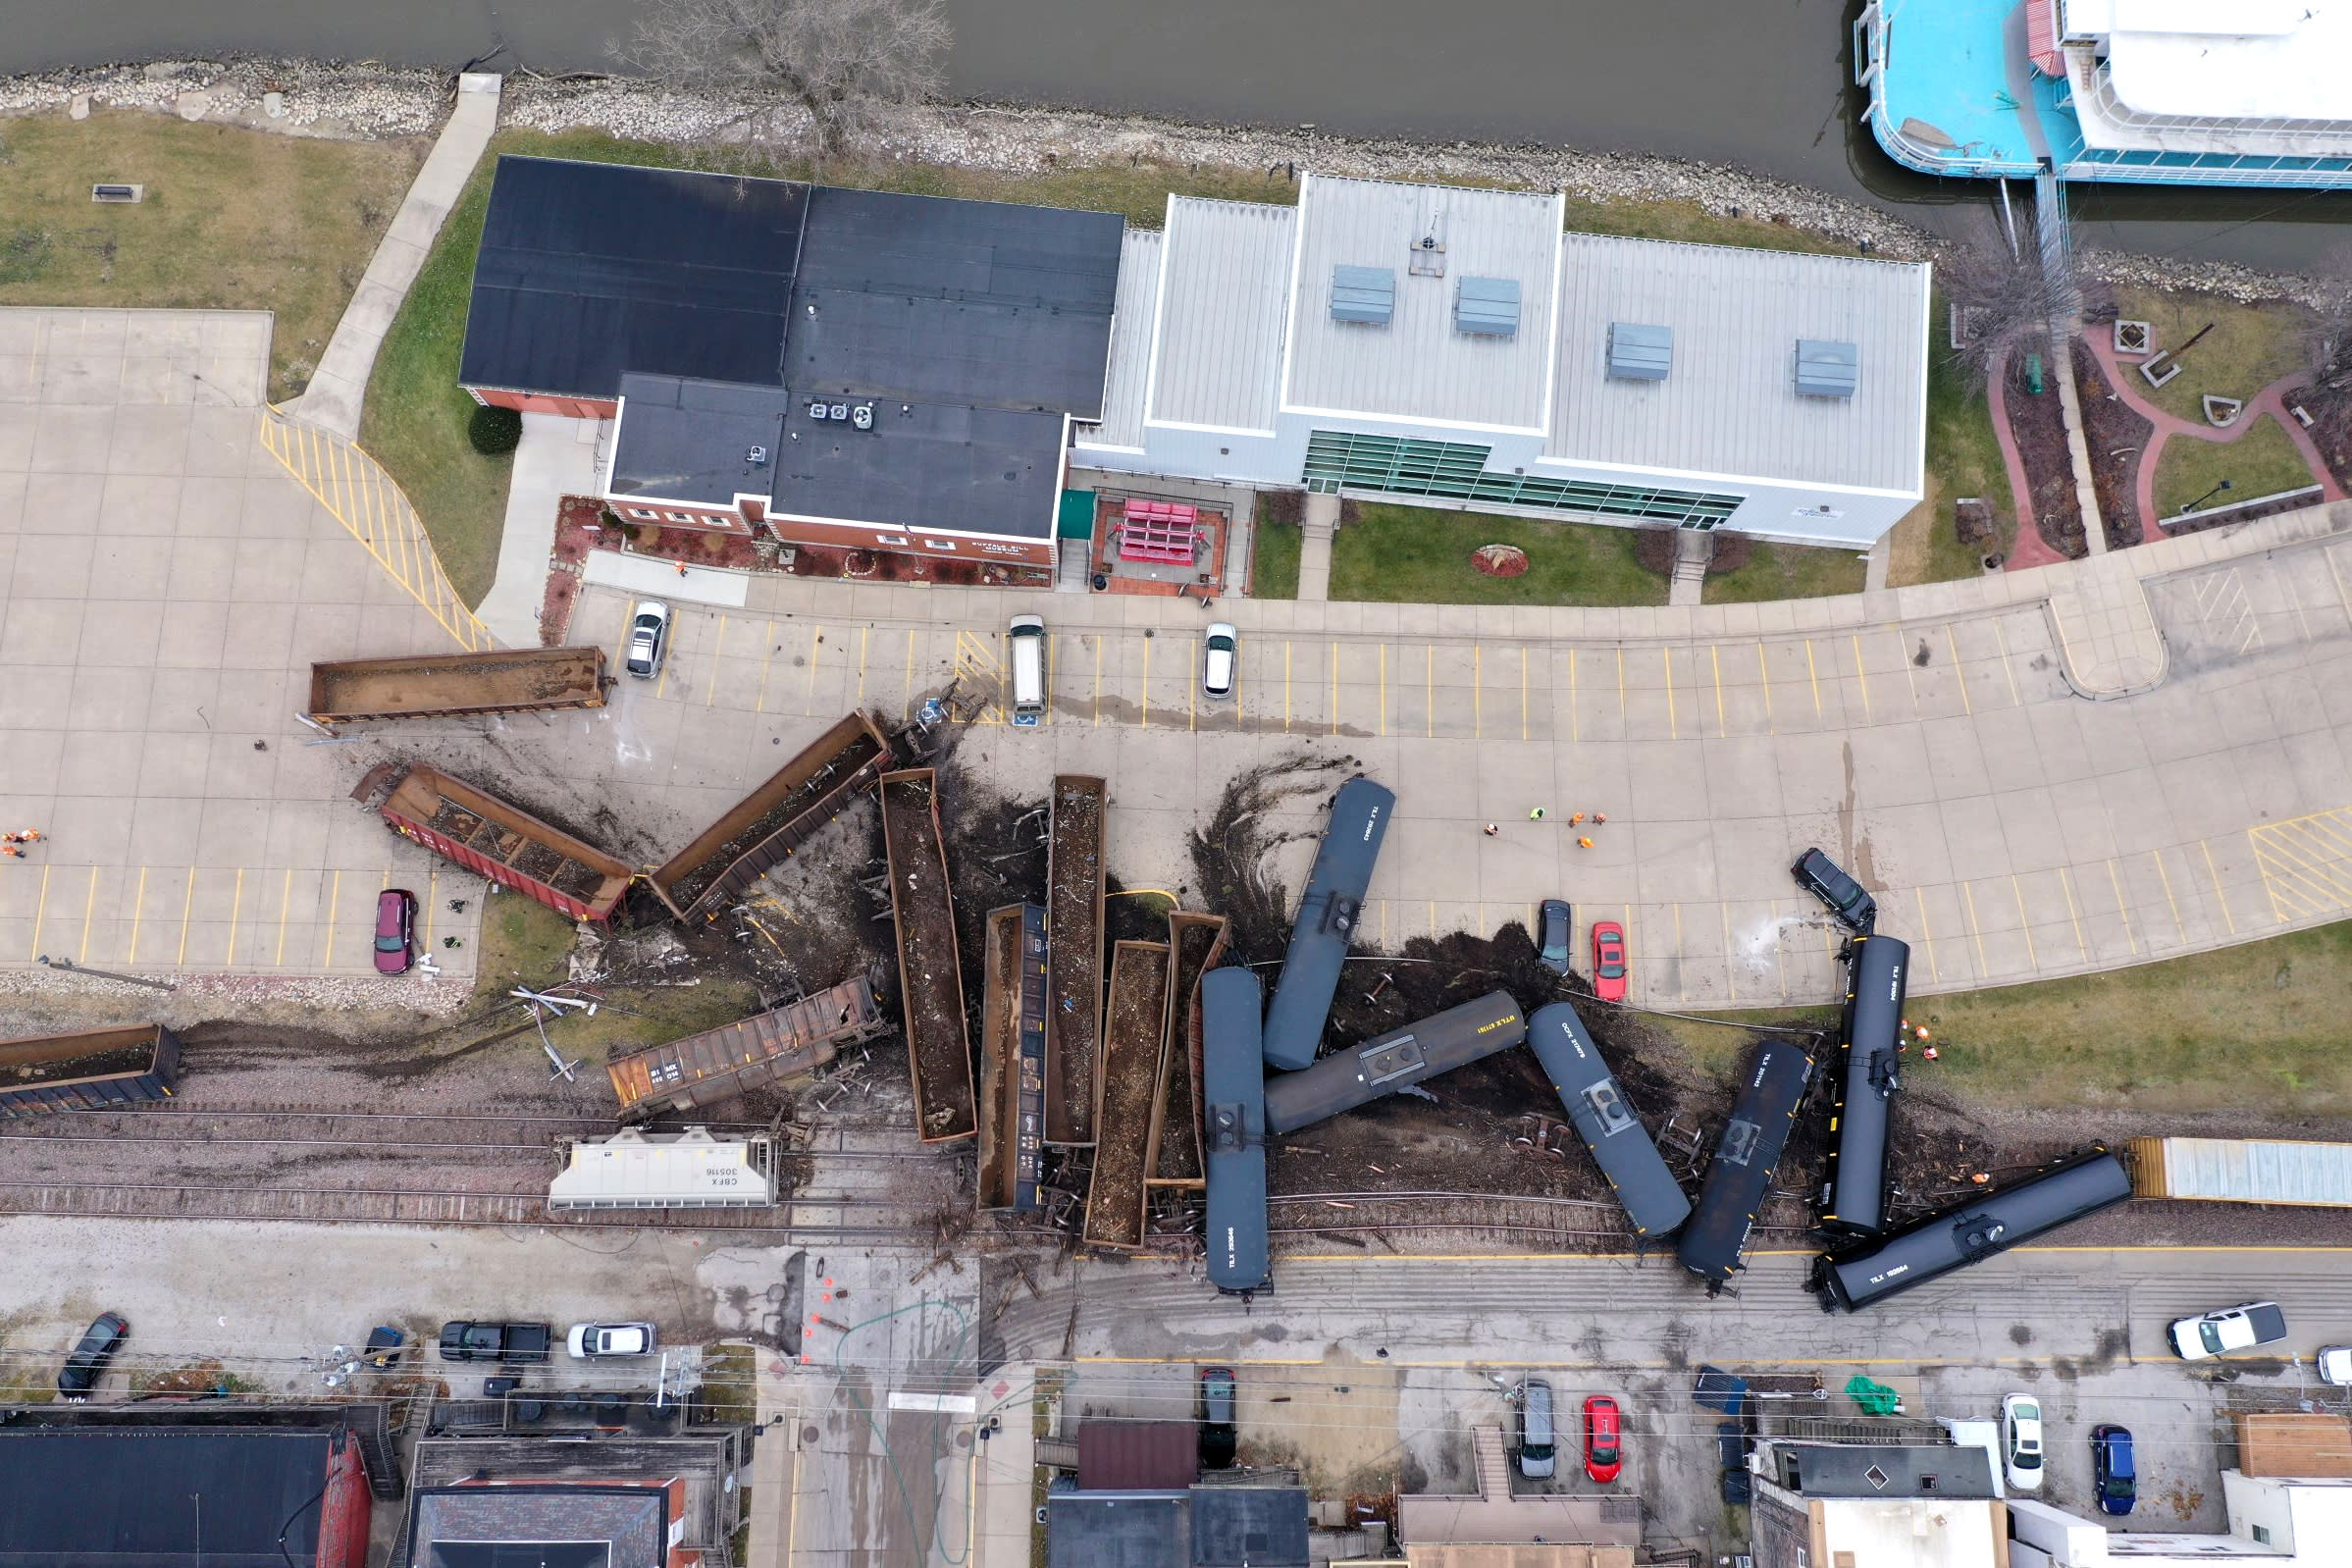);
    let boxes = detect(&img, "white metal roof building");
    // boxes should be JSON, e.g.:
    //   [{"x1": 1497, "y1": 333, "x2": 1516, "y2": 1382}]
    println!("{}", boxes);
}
[
  {"x1": 547, "y1": 1126, "x2": 777, "y2": 1211},
  {"x1": 1075, "y1": 173, "x2": 1932, "y2": 548}
]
